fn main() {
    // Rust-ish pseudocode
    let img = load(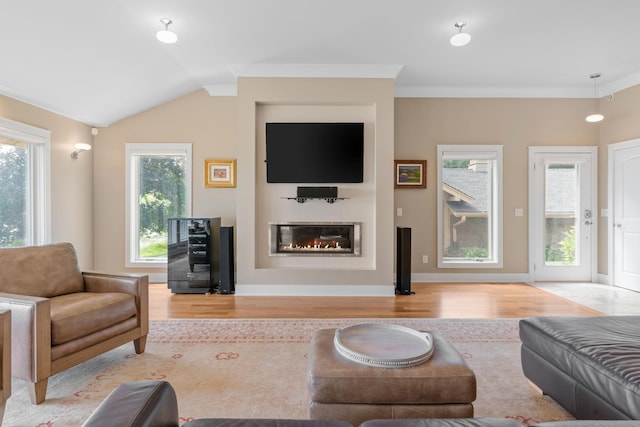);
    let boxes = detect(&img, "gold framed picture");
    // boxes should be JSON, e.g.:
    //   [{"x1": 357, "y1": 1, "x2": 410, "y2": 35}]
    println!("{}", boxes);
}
[
  {"x1": 205, "y1": 158, "x2": 236, "y2": 188},
  {"x1": 394, "y1": 160, "x2": 426, "y2": 188}
]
